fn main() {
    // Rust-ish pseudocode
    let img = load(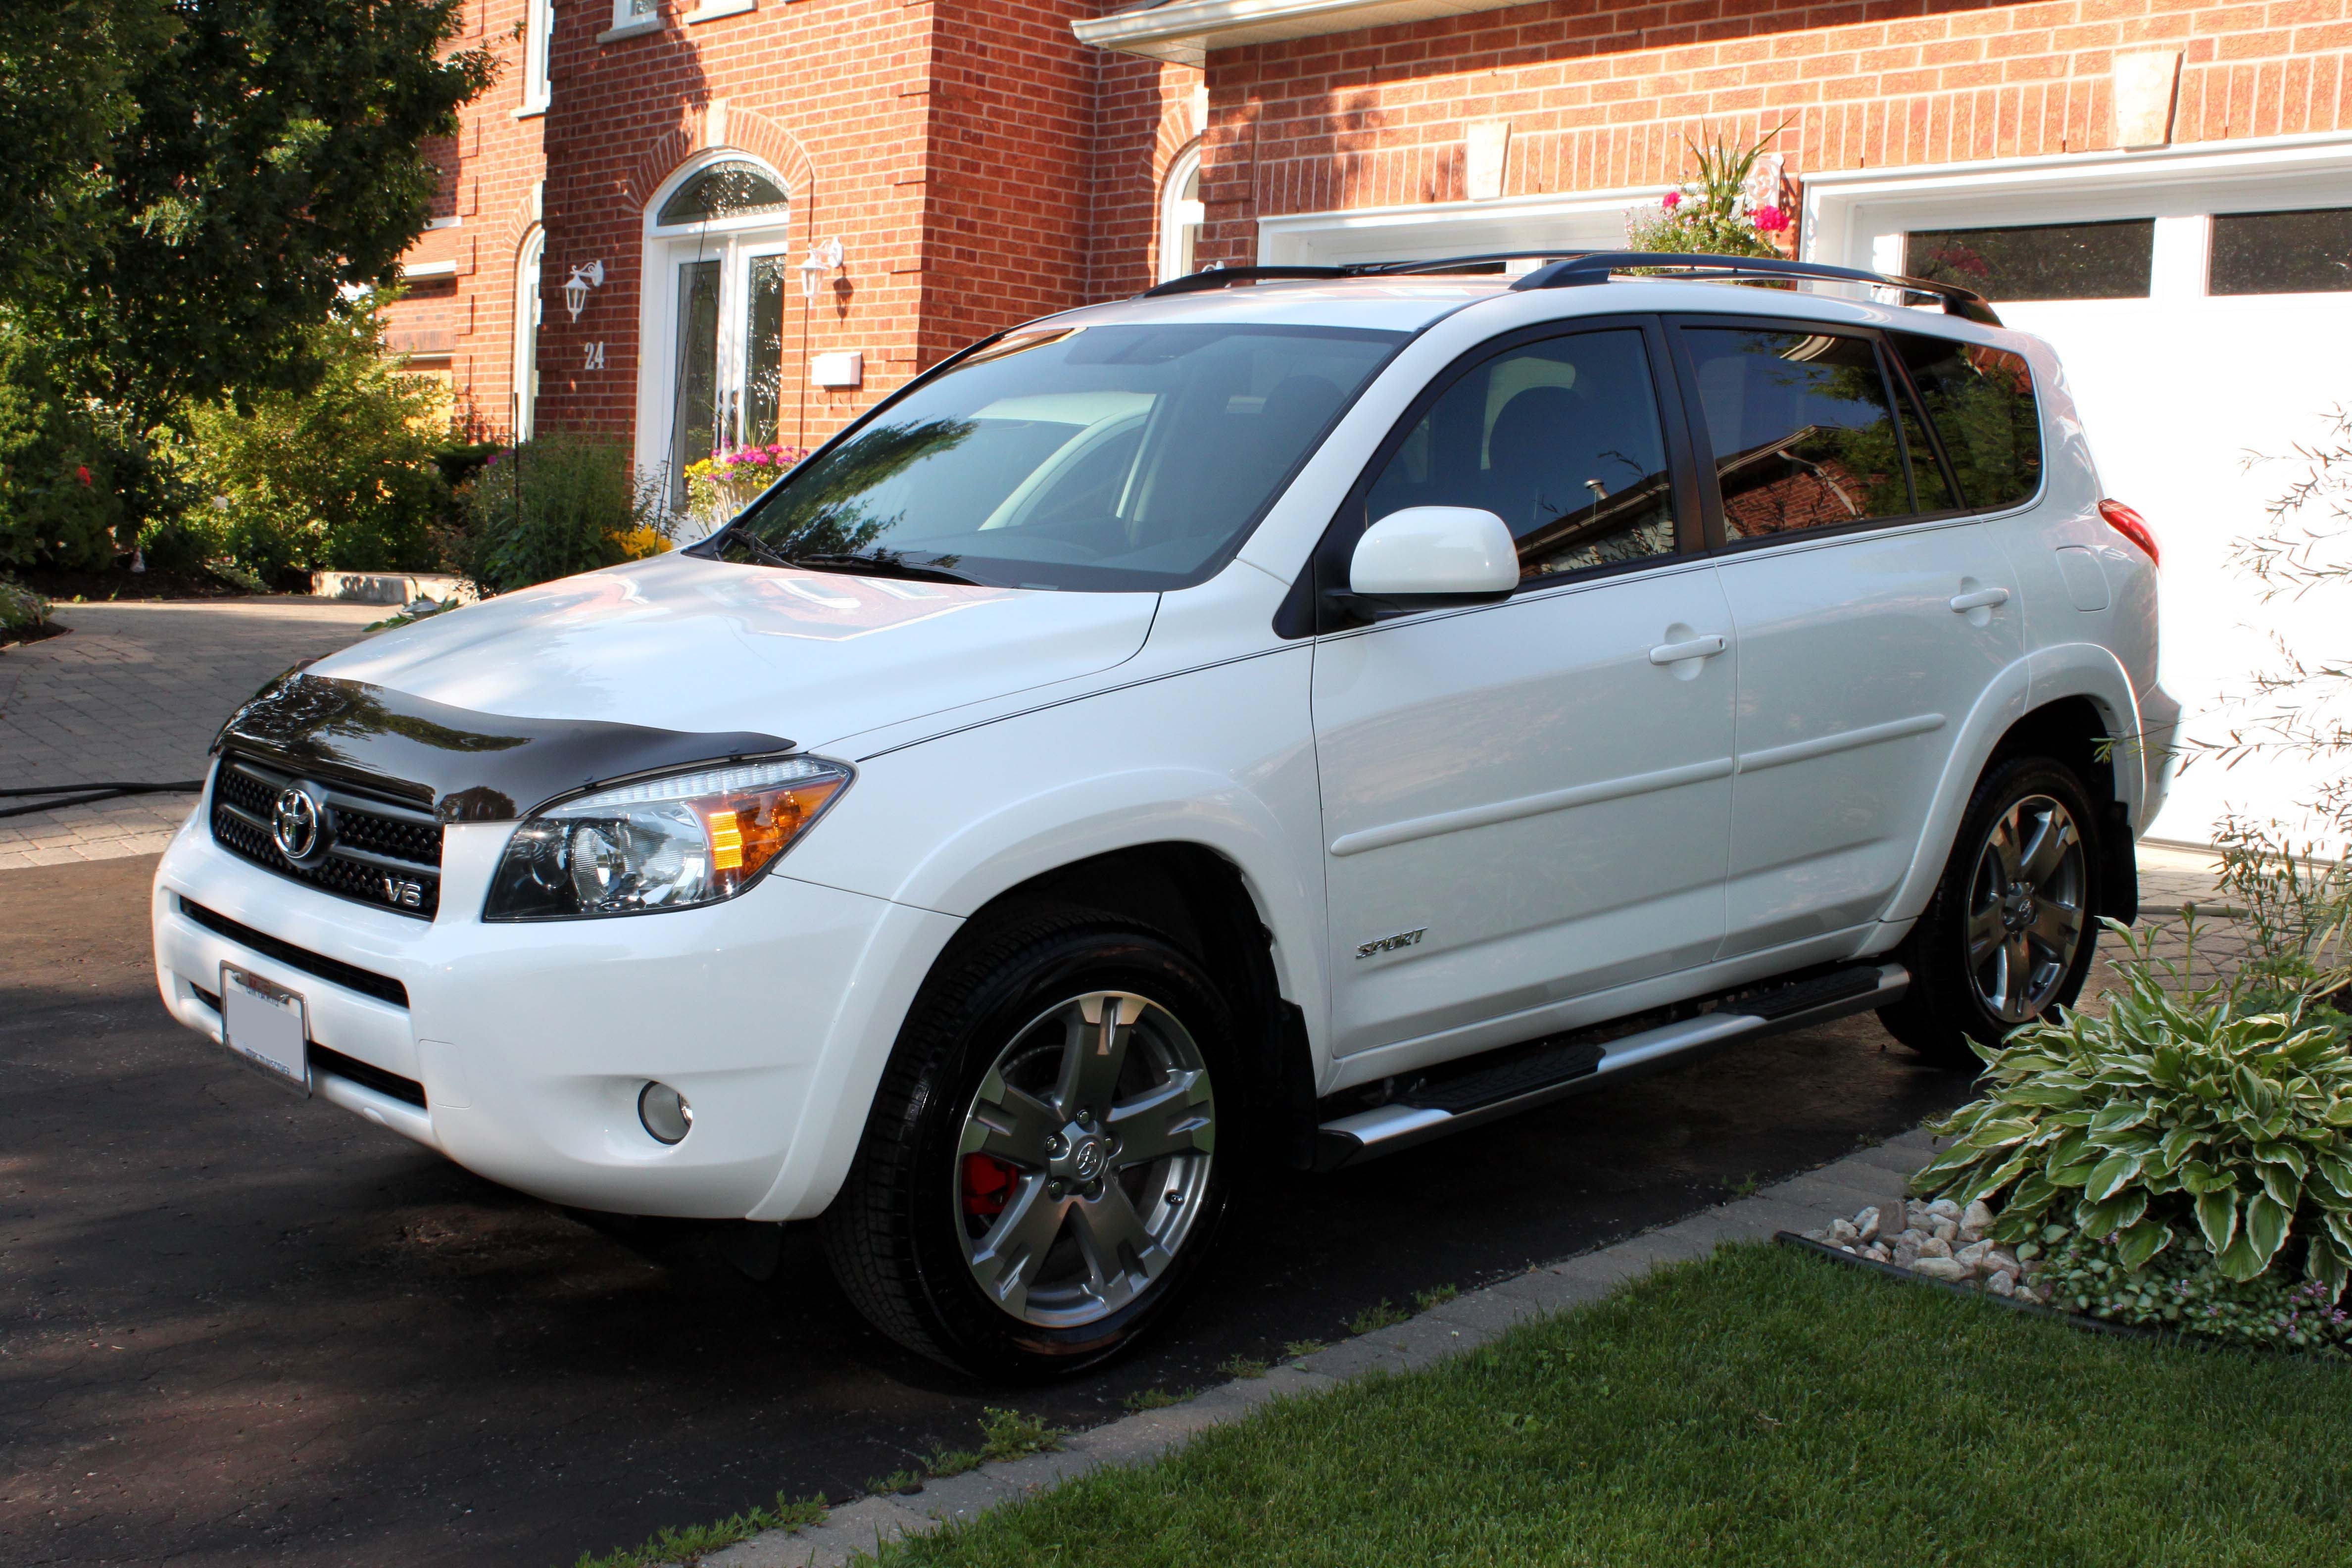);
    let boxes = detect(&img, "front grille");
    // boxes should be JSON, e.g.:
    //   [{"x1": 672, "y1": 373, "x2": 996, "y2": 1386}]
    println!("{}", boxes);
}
[
  {"x1": 178, "y1": 897, "x2": 410, "y2": 1007},
  {"x1": 210, "y1": 755, "x2": 442, "y2": 920}
]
